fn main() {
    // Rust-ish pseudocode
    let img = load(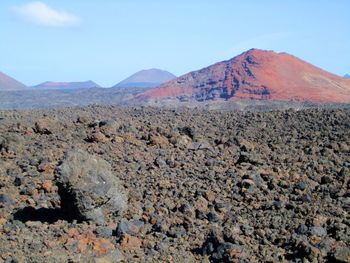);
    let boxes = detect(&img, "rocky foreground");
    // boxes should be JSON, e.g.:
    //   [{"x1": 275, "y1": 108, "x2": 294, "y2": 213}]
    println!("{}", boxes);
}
[{"x1": 0, "y1": 106, "x2": 349, "y2": 262}]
